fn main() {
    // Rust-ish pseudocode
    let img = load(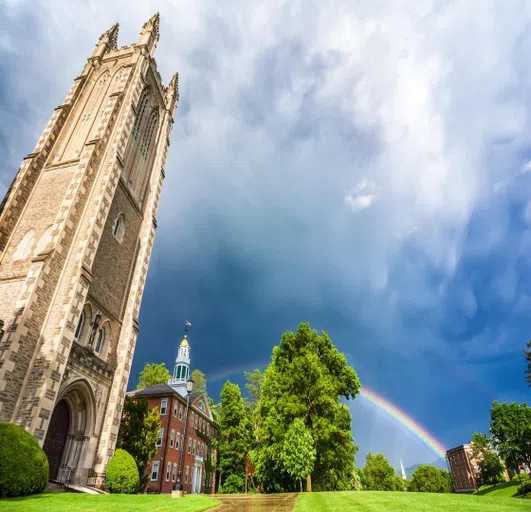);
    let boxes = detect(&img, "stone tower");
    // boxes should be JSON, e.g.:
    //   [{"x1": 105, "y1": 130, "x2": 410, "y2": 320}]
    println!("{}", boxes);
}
[{"x1": 0, "y1": 14, "x2": 178, "y2": 485}]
